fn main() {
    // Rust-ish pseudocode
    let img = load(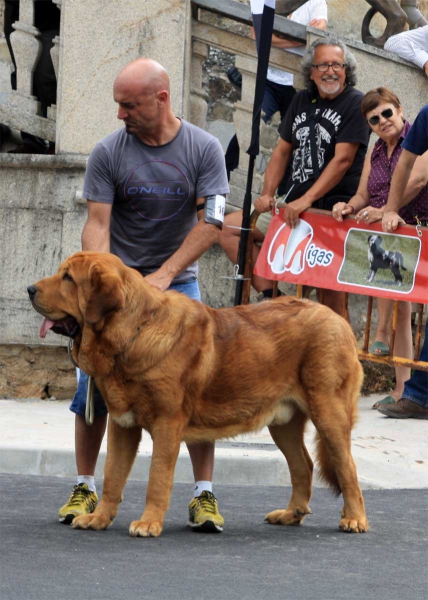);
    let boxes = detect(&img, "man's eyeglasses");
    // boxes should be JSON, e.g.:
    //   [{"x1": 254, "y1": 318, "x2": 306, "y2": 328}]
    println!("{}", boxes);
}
[
  {"x1": 311, "y1": 62, "x2": 347, "y2": 72},
  {"x1": 367, "y1": 108, "x2": 394, "y2": 126}
]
